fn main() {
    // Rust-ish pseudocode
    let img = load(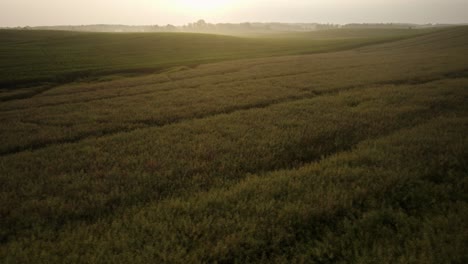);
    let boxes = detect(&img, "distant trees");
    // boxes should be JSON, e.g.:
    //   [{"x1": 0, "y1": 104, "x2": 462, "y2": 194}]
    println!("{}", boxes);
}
[
  {"x1": 342, "y1": 23, "x2": 417, "y2": 29},
  {"x1": 165, "y1": 24, "x2": 177, "y2": 32},
  {"x1": 184, "y1": 19, "x2": 216, "y2": 32},
  {"x1": 16, "y1": 21, "x2": 444, "y2": 34},
  {"x1": 195, "y1": 19, "x2": 207, "y2": 28}
]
